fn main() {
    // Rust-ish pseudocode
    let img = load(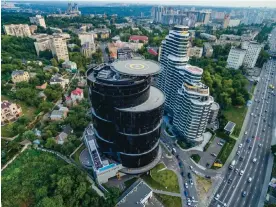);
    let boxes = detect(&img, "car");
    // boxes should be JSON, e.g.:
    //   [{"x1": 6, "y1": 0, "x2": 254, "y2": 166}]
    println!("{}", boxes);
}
[
  {"x1": 248, "y1": 177, "x2": 252, "y2": 183},
  {"x1": 190, "y1": 179, "x2": 193, "y2": 185},
  {"x1": 242, "y1": 191, "x2": 247, "y2": 197},
  {"x1": 253, "y1": 158, "x2": 257, "y2": 163},
  {"x1": 189, "y1": 166, "x2": 193, "y2": 170},
  {"x1": 249, "y1": 145, "x2": 253, "y2": 150},
  {"x1": 235, "y1": 168, "x2": 239, "y2": 173},
  {"x1": 227, "y1": 178, "x2": 232, "y2": 184},
  {"x1": 215, "y1": 194, "x2": 220, "y2": 201},
  {"x1": 236, "y1": 151, "x2": 241, "y2": 155},
  {"x1": 265, "y1": 110, "x2": 268, "y2": 112},
  {"x1": 218, "y1": 142, "x2": 223, "y2": 146},
  {"x1": 240, "y1": 170, "x2": 244, "y2": 176},
  {"x1": 181, "y1": 172, "x2": 184, "y2": 177},
  {"x1": 187, "y1": 202, "x2": 191, "y2": 206},
  {"x1": 205, "y1": 175, "x2": 211, "y2": 179},
  {"x1": 251, "y1": 113, "x2": 254, "y2": 116},
  {"x1": 238, "y1": 144, "x2": 243, "y2": 148},
  {"x1": 244, "y1": 131, "x2": 248, "y2": 135},
  {"x1": 263, "y1": 129, "x2": 265, "y2": 132},
  {"x1": 206, "y1": 163, "x2": 210, "y2": 167},
  {"x1": 185, "y1": 183, "x2": 188, "y2": 189},
  {"x1": 252, "y1": 135, "x2": 255, "y2": 139},
  {"x1": 246, "y1": 138, "x2": 250, "y2": 143},
  {"x1": 223, "y1": 203, "x2": 227, "y2": 207},
  {"x1": 255, "y1": 122, "x2": 258, "y2": 125},
  {"x1": 211, "y1": 153, "x2": 217, "y2": 157},
  {"x1": 258, "y1": 143, "x2": 262, "y2": 147},
  {"x1": 188, "y1": 172, "x2": 192, "y2": 179},
  {"x1": 264, "y1": 119, "x2": 266, "y2": 122},
  {"x1": 239, "y1": 156, "x2": 244, "y2": 161}
]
